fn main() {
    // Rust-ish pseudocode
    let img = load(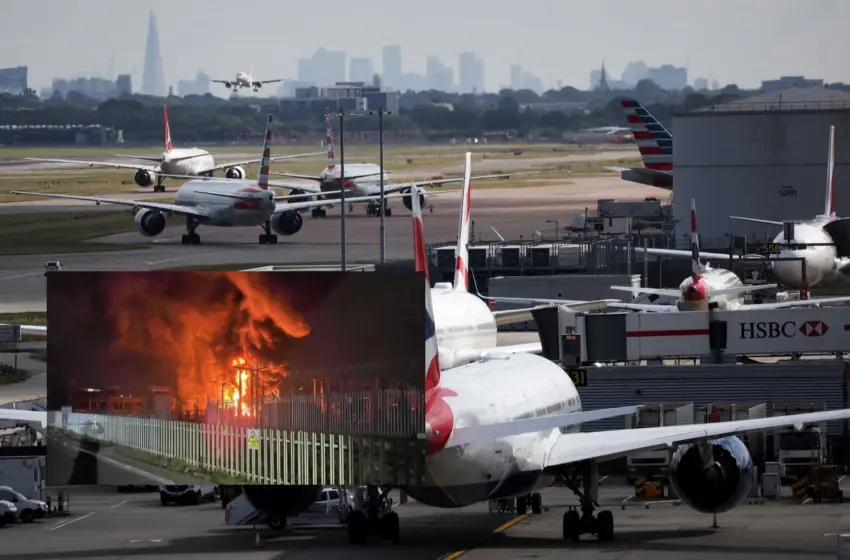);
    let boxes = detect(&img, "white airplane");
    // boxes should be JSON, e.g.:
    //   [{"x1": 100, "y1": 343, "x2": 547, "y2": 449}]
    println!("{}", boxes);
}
[
  {"x1": 638, "y1": 127, "x2": 850, "y2": 300},
  {"x1": 24, "y1": 105, "x2": 321, "y2": 192},
  {"x1": 269, "y1": 107, "x2": 535, "y2": 218},
  {"x1": 211, "y1": 70, "x2": 283, "y2": 93},
  {"x1": 12, "y1": 115, "x2": 440, "y2": 245},
  {"x1": 241, "y1": 177, "x2": 850, "y2": 546}
]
